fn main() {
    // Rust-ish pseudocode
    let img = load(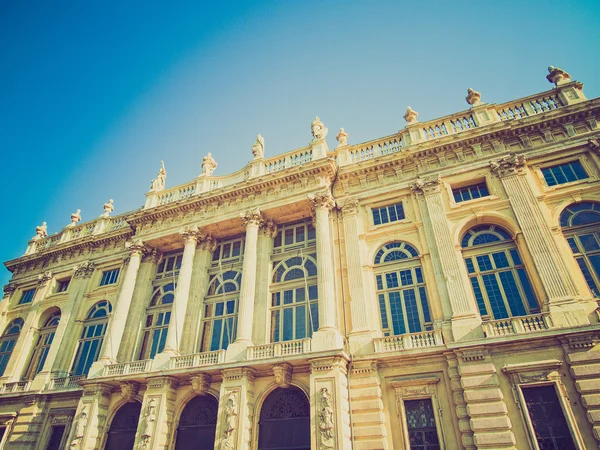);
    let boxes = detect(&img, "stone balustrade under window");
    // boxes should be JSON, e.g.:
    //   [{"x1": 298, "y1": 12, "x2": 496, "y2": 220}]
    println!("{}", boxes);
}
[
  {"x1": 170, "y1": 350, "x2": 226, "y2": 370},
  {"x1": 482, "y1": 314, "x2": 553, "y2": 338},
  {"x1": 104, "y1": 359, "x2": 152, "y2": 377},
  {"x1": 47, "y1": 374, "x2": 85, "y2": 390},
  {"x1": 247, "y1": 338, "x2": 312, "y2": 360},
  {"x1": 373, "y1": 330, "x2": 444, "y2": 353},
  {"x1": 0, "y1": 380, "x2": 31, "y2": 394}
]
